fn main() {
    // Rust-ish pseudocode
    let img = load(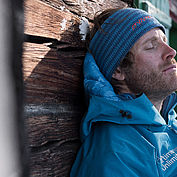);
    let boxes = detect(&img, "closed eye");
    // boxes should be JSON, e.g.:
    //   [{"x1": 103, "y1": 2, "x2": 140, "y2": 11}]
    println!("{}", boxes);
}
[
  {"x1": 144, "y1": 44, "x2": 154, "y2": 50},
  {"x1": 145, "y1": 40, "x2": 158, "y2": 50}
]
